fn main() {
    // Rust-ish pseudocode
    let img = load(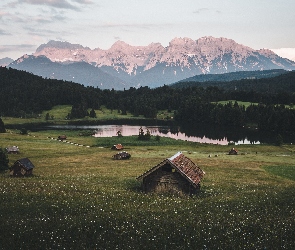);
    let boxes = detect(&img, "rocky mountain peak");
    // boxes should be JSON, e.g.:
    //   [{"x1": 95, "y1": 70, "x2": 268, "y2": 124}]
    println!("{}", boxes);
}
[
  {"x1": 169, "y1": 37, "x2": 195, "y2": 46},
  {"x1": 36, "y1": 40, "x2": 89, "y2": 53},
  {"x1": 258, "y1": 48, "x2": 277, "y2": 57},
  {"x1": 109, "y1": 40, "x2": 132, "y2": 52}
]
